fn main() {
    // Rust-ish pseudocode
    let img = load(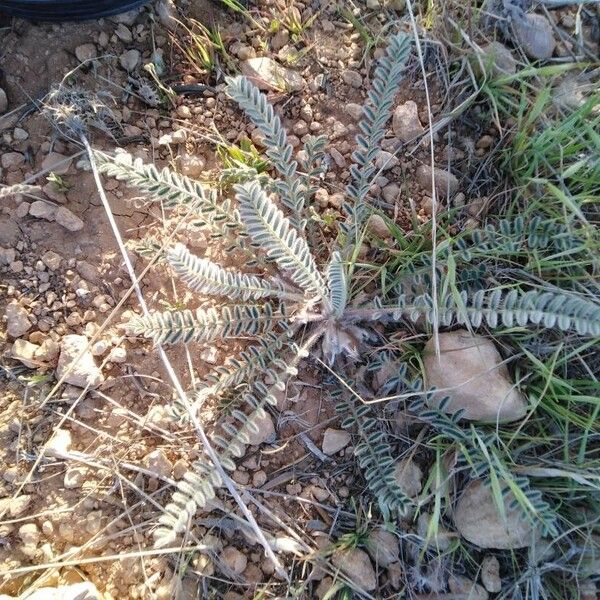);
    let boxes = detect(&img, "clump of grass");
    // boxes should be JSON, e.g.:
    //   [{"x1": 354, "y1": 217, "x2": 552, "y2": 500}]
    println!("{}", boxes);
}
[{"x1": 367, "y1": 62, "x2": 600, "y2": 597}]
